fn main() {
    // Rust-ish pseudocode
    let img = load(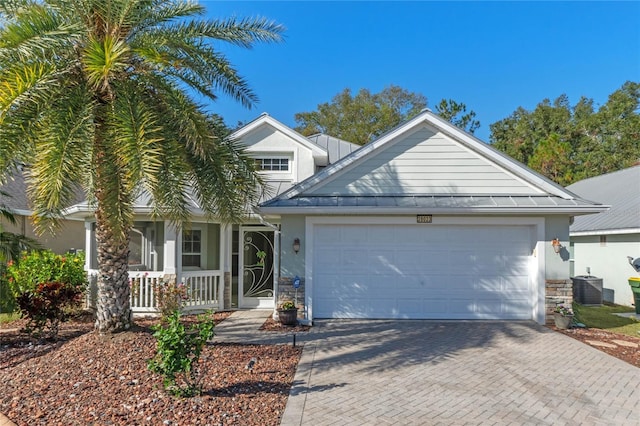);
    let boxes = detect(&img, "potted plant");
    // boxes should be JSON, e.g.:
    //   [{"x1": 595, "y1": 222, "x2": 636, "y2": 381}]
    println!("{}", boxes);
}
[
  {"x1": 553, "y1": 303, "x2": 574, "y2": 329},
  {"x1": 277, "y1": 300, "x2": 298, "y2": 326}
]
